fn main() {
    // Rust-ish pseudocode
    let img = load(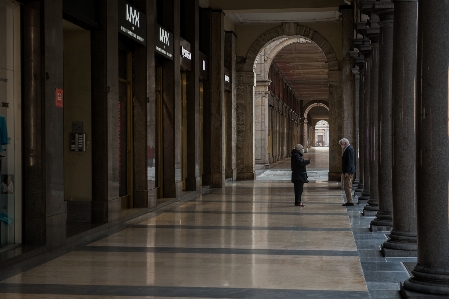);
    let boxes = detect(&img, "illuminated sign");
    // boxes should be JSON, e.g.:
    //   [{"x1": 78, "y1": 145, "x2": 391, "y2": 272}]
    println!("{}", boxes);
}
[
  {"x1": 118, "y1": 0, "x2": 146, "y2": 45},
  {"x1": 199, "y1": 52, "x2": 208, "y2": 79},
  {"x1": 224, "y1": 68, "x2": 231, "y2": 91},
  {"x1": 155, "y1": 24, "x2": 173, "y2": 60},
  {"x1": 180, "y1": 39, "x2": 192, "y2": 70}
]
